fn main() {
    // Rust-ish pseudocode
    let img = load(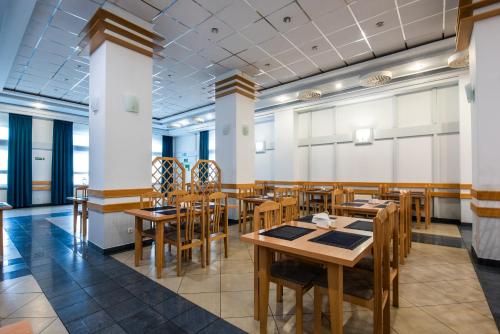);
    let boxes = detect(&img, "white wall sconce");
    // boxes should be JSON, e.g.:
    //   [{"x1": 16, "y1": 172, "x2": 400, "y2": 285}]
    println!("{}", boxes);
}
[
  {"x1": 256, "y1": 141, "x2": 266, "y2": 153},
  {"x1": 354, "y1": 128, "x2": 374, "y2": 145},
  {"x1": 123, "y1": 94, "x2": 139, "y2": 113}
]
